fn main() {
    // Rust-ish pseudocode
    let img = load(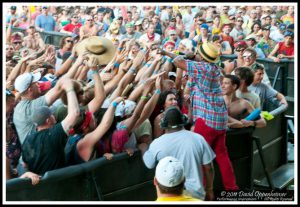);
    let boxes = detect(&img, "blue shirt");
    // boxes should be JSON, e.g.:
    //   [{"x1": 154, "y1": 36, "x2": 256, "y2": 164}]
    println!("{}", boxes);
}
[{"x1": 35, "y1": 14, "x2": 56, "y2": 31}]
